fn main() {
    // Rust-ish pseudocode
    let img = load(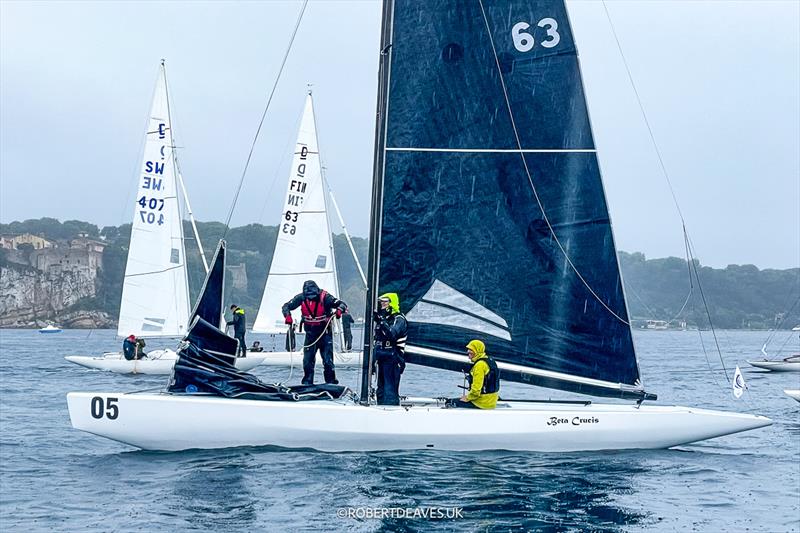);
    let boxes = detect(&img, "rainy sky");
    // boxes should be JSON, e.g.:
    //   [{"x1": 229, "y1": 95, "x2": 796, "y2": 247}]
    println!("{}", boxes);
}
[{"x1": 1, "y1": 0, "x2": 798, "y2": 269}]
